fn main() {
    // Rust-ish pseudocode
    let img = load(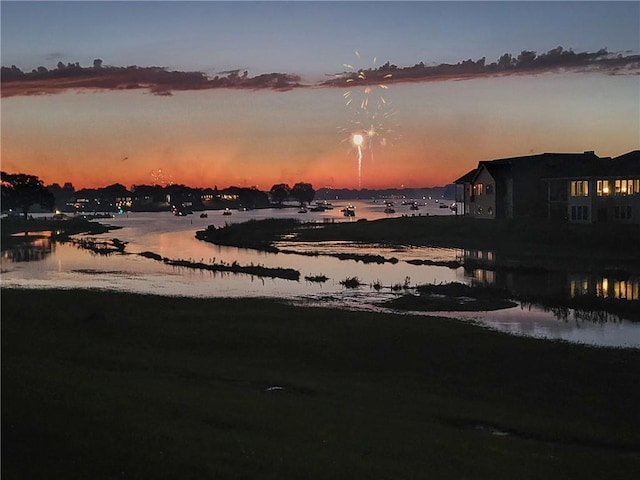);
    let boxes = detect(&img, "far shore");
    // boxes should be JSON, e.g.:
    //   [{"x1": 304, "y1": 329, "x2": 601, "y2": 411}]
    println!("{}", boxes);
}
[{"x1": 2, "y1": 288, "x2": 639, "y2": 479}]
